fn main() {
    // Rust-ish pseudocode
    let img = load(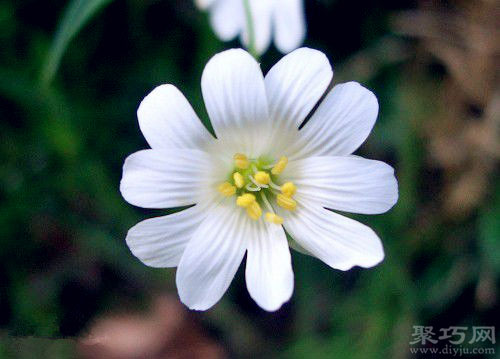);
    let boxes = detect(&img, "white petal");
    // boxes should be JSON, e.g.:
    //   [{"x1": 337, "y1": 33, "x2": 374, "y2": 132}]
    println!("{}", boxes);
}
[
  {"x1": 196, "y1": 0, "x2": 216, "y2": 10},
  {"x1": 201, "y1": 49, "x2": 270, "y2": 156},
  {"x1": 120, "y1": 149, "x2": 214, "y2": 209},
  {"x1": 284, "y1": 156, "x2": 398, "y2": 214},
  {"x1": 137, "y1": 84, "x2": 213, "y2": 150},
  {"x1": 291, "y1": 82, "x2": 379, "y2": 158},
  {"x1": 176, "y1": 203, "x2": 249, "y2": 310},
  {"x1": 126, "y1": 201, "x2": 215, "y2": 268},
  {"x1": 241, "y1": 0, "x2": 273, "y2": 55},
  {"x1": 209, "y1": 0, "x2": 244, "y2": 41},
  {"x1": 279, "y1": 199, "x2": 385, "y2": 271},
  {"x1": 264, "y1": 48, "x2": 332, "y2": 158},
  {"x1": 194, "y1": 0, "x2": 216, "y2": 10},
  {"x1": 273, "y1": 0, "x2": 306, "y2": 53},
  {"x1": 265, "y1": 48, "x2": 332, "y2": 135},
  {"x1": 245, "y1": 220, "x2": 294, "y2": 311}
]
